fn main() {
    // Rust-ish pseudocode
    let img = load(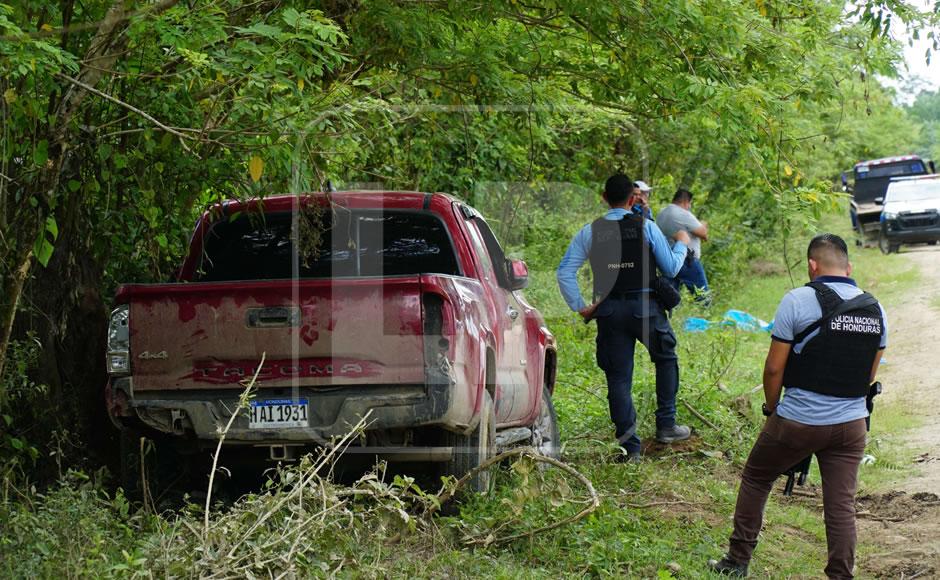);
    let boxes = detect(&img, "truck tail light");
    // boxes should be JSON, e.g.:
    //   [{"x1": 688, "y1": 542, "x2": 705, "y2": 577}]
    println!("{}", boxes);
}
[
  {"x1": 422, "y1": 293, "x2": 455, "y2": 354},
  {"x1": 107, "y1": 305, "x2": 130, "y2": 375}
]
